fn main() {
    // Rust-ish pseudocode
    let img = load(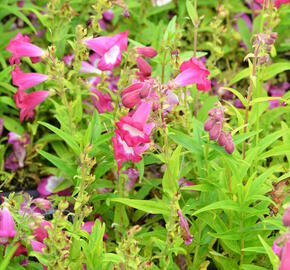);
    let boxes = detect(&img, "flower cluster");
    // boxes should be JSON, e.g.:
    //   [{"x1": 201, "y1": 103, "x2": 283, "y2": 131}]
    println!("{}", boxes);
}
[
  {"x1": 204, "y1": 107, "x2": 234, "y2": 154},
  {"x1": 6, "y1": 33, "x2": 49, "y2": 122}
]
